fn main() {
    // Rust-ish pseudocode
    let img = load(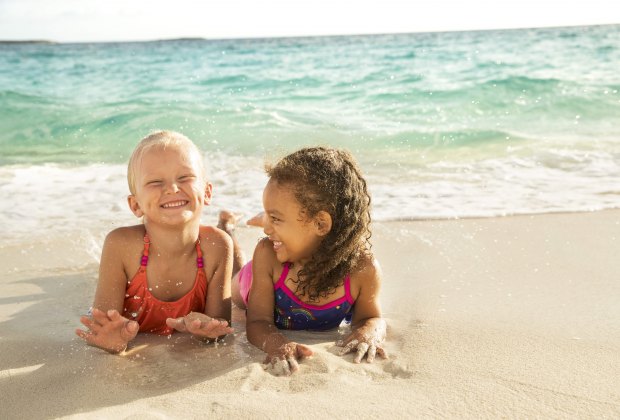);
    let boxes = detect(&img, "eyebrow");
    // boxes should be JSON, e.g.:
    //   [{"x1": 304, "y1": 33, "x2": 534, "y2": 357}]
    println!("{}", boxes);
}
[
  {"x1": 141, "y1": 168, "x2": 196, "y2": 178},
  {"x1": 266, "y1": 209, "x2": 284, "y2": 217}
]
